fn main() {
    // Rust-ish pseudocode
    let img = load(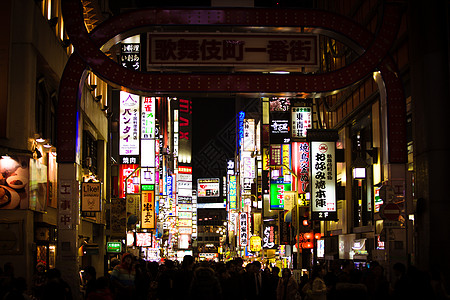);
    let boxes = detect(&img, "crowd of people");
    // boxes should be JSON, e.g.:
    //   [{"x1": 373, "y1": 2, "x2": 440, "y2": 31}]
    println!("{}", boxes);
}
[{"x1": 0, "y1": 255, "x2": 449, "y2": 300}]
